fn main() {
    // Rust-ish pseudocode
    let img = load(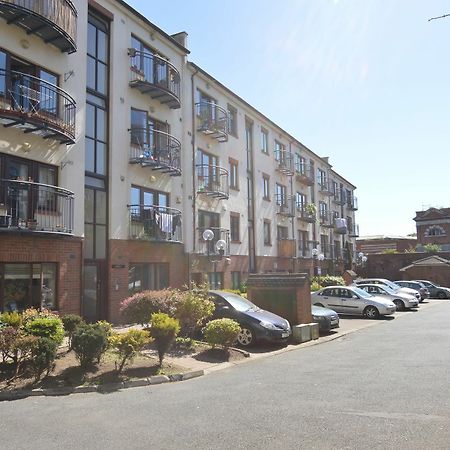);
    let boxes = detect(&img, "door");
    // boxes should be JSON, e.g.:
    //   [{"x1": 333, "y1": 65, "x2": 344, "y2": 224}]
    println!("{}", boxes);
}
[
  {"x1": 5, "y1": 159, "x2": 31, "y2": 225},
  {"x1": 83, "y1": 263, "x2": 106, "y2": 322},
  {"x1": 340, "y1": 288, "x2": 364, "y2": 315},
  {"x1": 318, "y1": 288, "x2": 343, "y2": 312}
]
